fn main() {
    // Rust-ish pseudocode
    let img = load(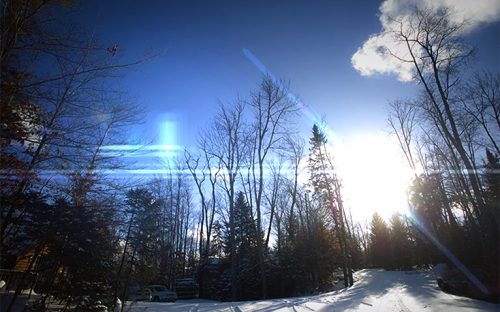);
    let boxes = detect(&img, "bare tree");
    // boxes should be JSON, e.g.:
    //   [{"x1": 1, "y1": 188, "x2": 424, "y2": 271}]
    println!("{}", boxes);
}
[
  {"x1": 384, "y1": 5, "x2": 492, "y2": 232},
  {"x1": 148, "y1": 156, "x2": 197, "y2": 289},
  {"x1": 201, "y1": 99, "x2": 250, "y2": 301},
  {"x1": 184, "y1": 146, "x2": 220, "y2": 260},
  {"x1": 263, "y1": 153, "x2": 286, "y2": 248},
  {"x1": 1, "y1": 0, "x2": 166, "y2": 254},
  {"x1": 460, "y1": 71, "x2": 500, "y2": 155},
  {"x1": 284, "y1": 134, "x2": 306, "y2": 242},
  {"x1": 248, "y1": 76, "x2": 300, "y2": 299}
]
